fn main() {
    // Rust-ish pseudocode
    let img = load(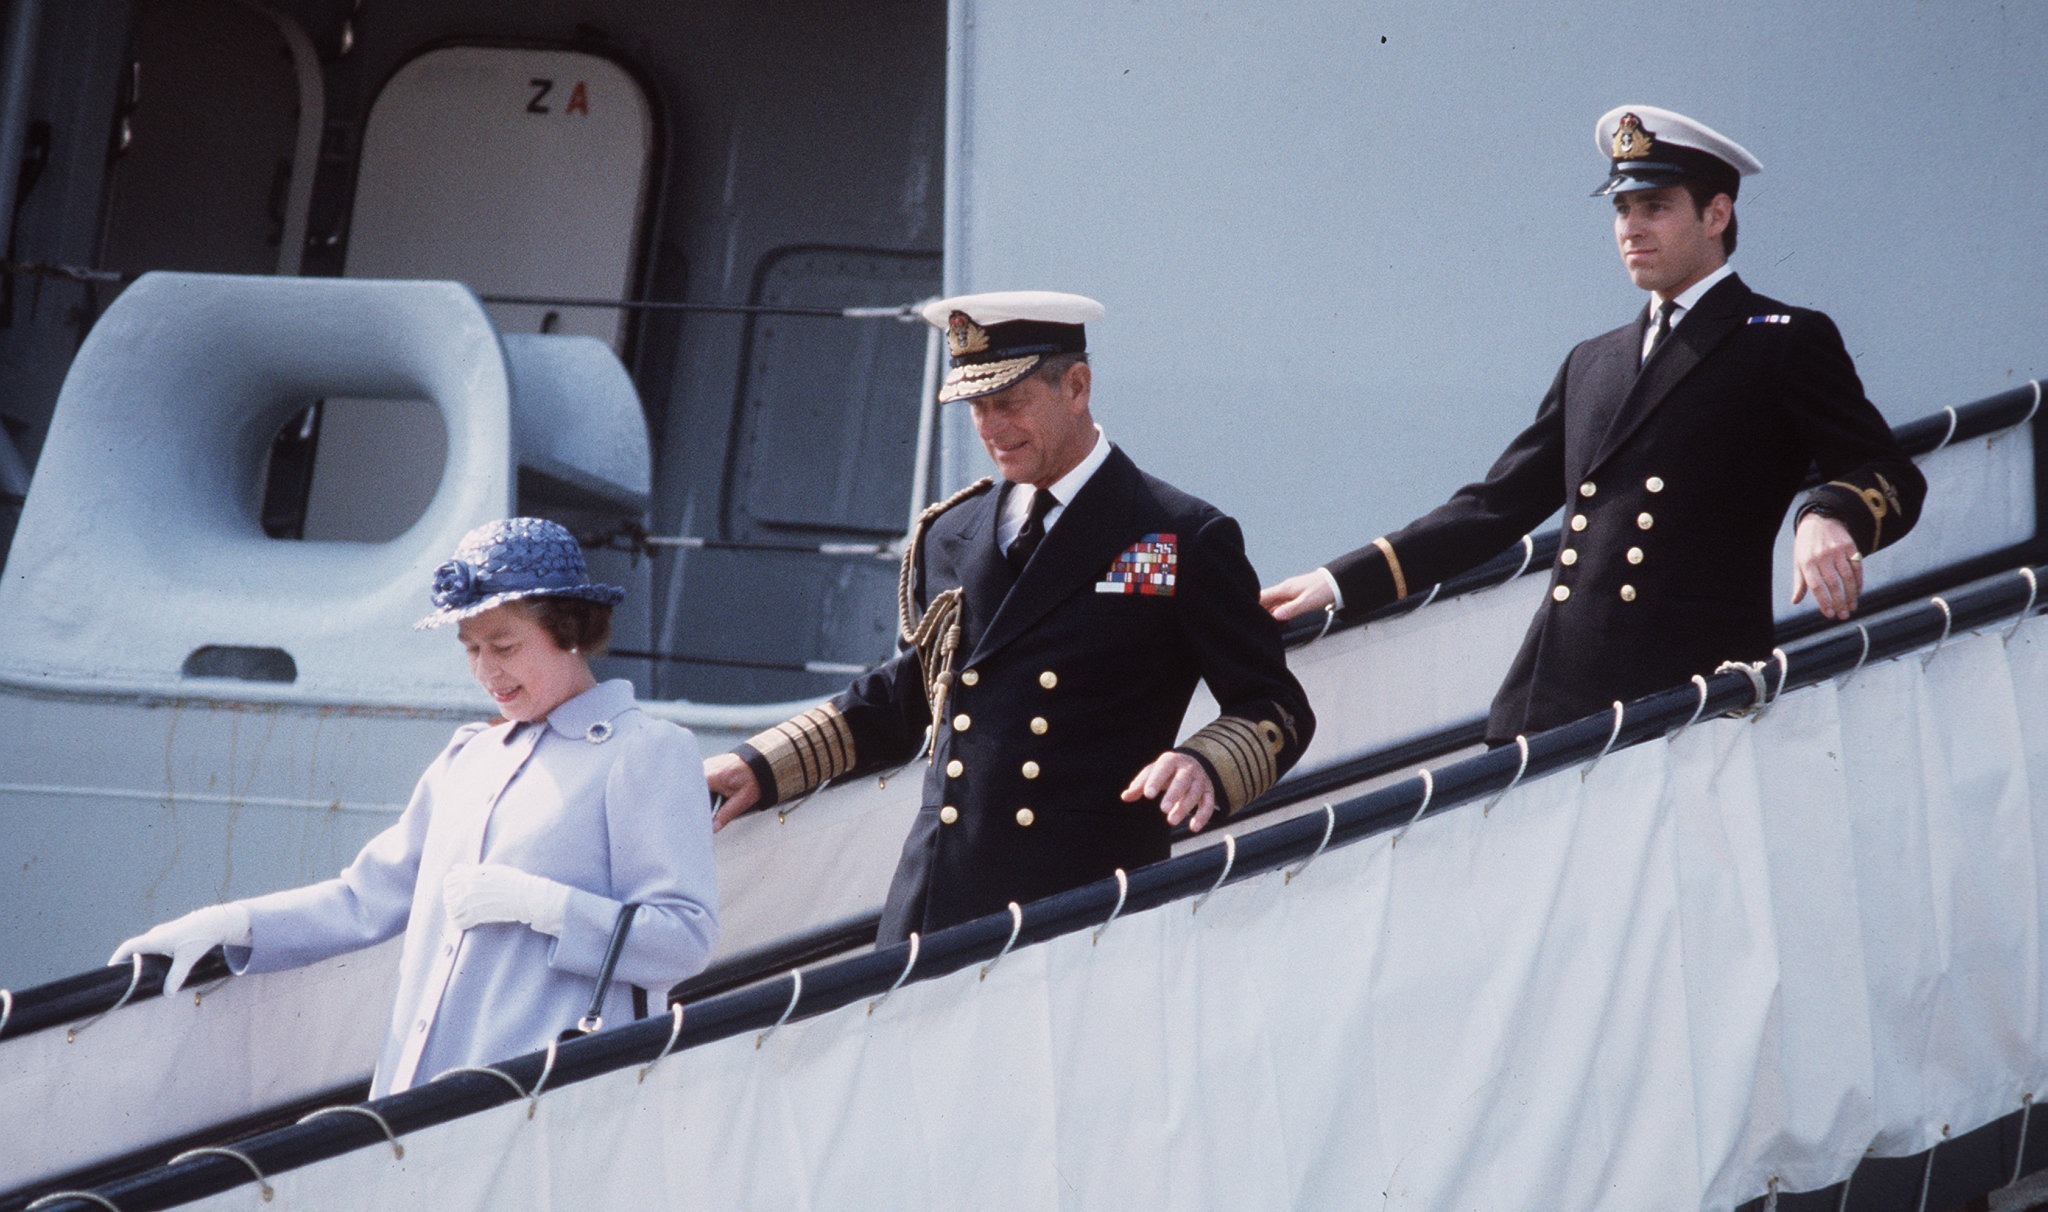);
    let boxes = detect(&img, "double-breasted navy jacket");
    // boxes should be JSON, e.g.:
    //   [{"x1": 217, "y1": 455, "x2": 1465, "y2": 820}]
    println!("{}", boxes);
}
[
  {"x1": 1329, "y1": 274, "x2": 1926, "y2": 743},
  {"x1": 737, "y1": 446, "x2": 1313, "y2": 941}
]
